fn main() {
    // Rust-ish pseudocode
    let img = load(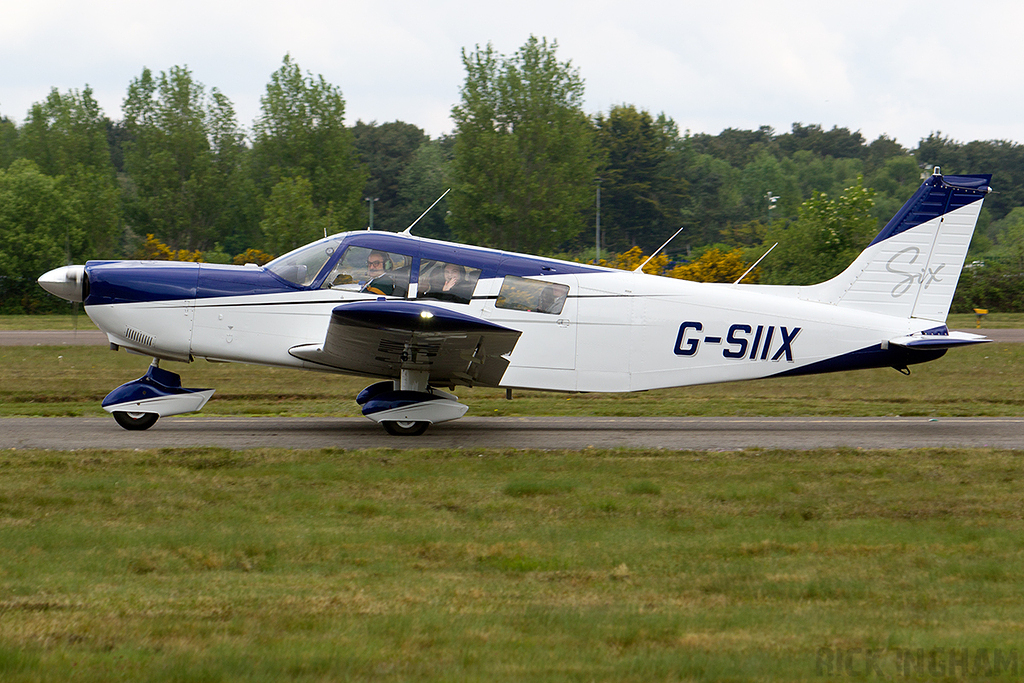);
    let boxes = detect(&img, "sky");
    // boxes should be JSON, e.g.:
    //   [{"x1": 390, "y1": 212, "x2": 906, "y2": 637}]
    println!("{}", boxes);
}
[{"x1": 3, "y1": 0, "x2": 1022, "y2": 148}]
